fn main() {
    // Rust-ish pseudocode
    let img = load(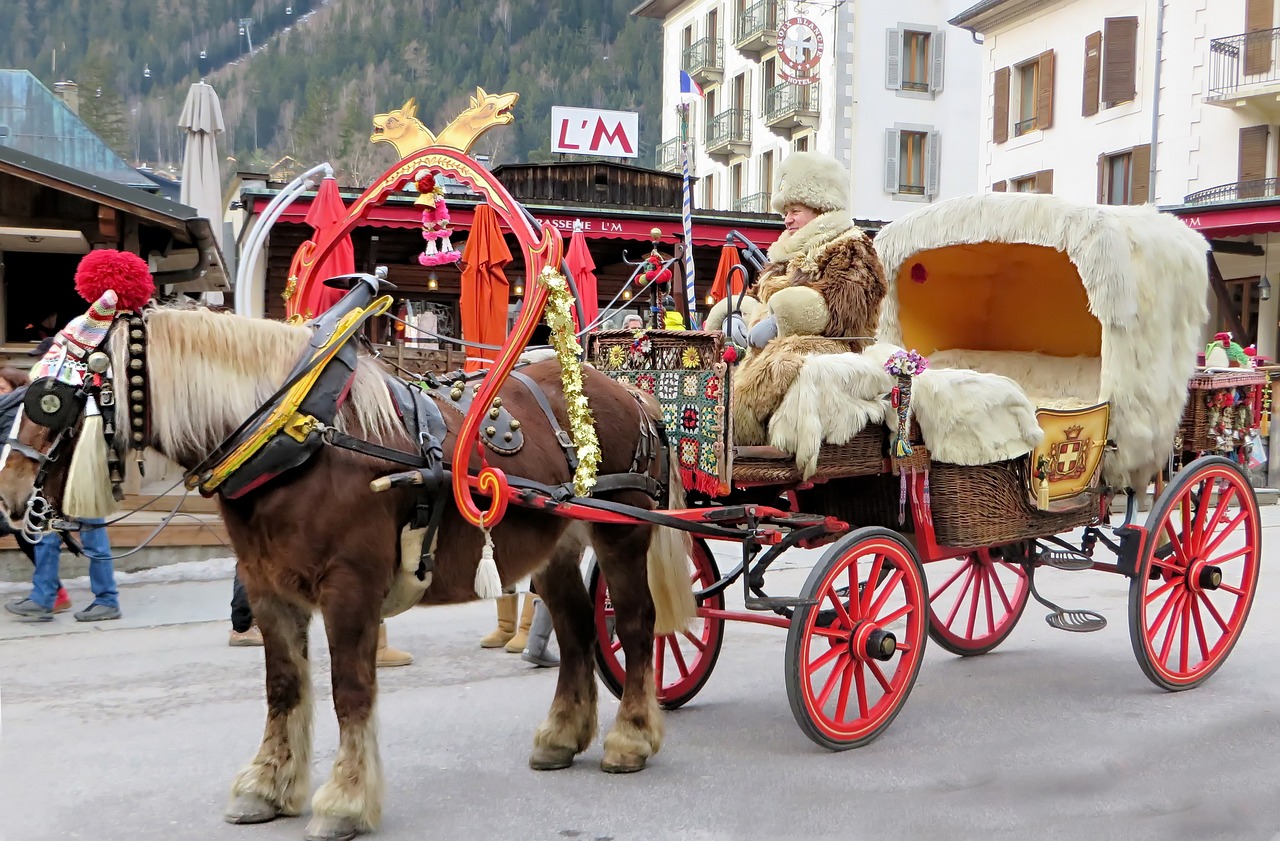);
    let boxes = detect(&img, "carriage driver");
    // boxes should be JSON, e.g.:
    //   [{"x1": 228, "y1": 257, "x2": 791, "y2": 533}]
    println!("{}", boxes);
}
[{"x1": 706, "y1": 151, "x2": 889, "y2": 445}]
